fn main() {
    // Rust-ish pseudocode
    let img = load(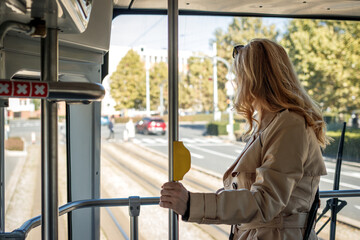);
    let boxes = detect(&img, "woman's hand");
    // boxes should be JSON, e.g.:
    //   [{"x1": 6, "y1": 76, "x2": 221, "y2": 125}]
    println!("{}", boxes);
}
[{"x1": 160, "y1": 182, "x2": 189, "y2": 215}]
